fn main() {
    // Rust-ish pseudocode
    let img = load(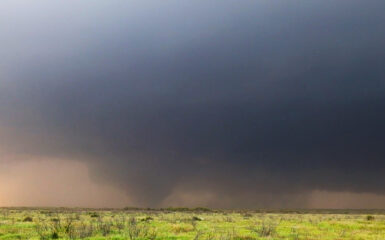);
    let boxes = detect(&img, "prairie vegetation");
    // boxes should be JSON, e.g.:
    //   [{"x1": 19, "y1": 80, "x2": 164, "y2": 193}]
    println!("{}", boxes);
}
[{"x1": 0, "y1": 208, "x2": 384, "y2": 239}]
